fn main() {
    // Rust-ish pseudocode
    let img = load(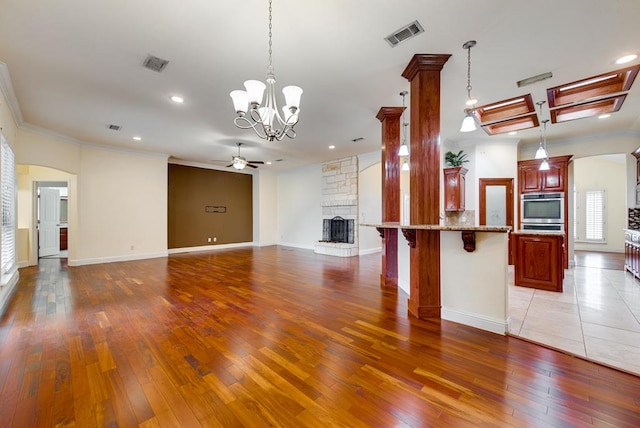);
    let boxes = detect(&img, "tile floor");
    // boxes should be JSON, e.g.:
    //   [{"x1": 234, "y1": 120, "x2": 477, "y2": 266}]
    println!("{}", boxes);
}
[{"x1": 509, "y1": 261, "x2": 640, "y2": 377}]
